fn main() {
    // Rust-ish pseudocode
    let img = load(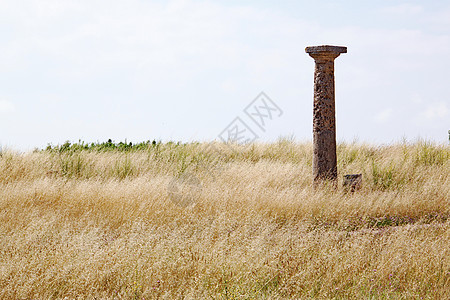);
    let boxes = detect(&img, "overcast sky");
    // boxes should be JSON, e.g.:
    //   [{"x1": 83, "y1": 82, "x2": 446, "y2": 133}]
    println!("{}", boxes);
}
[{"x1": 1, "y1": 0, "x2": 449, "y2": 150}]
